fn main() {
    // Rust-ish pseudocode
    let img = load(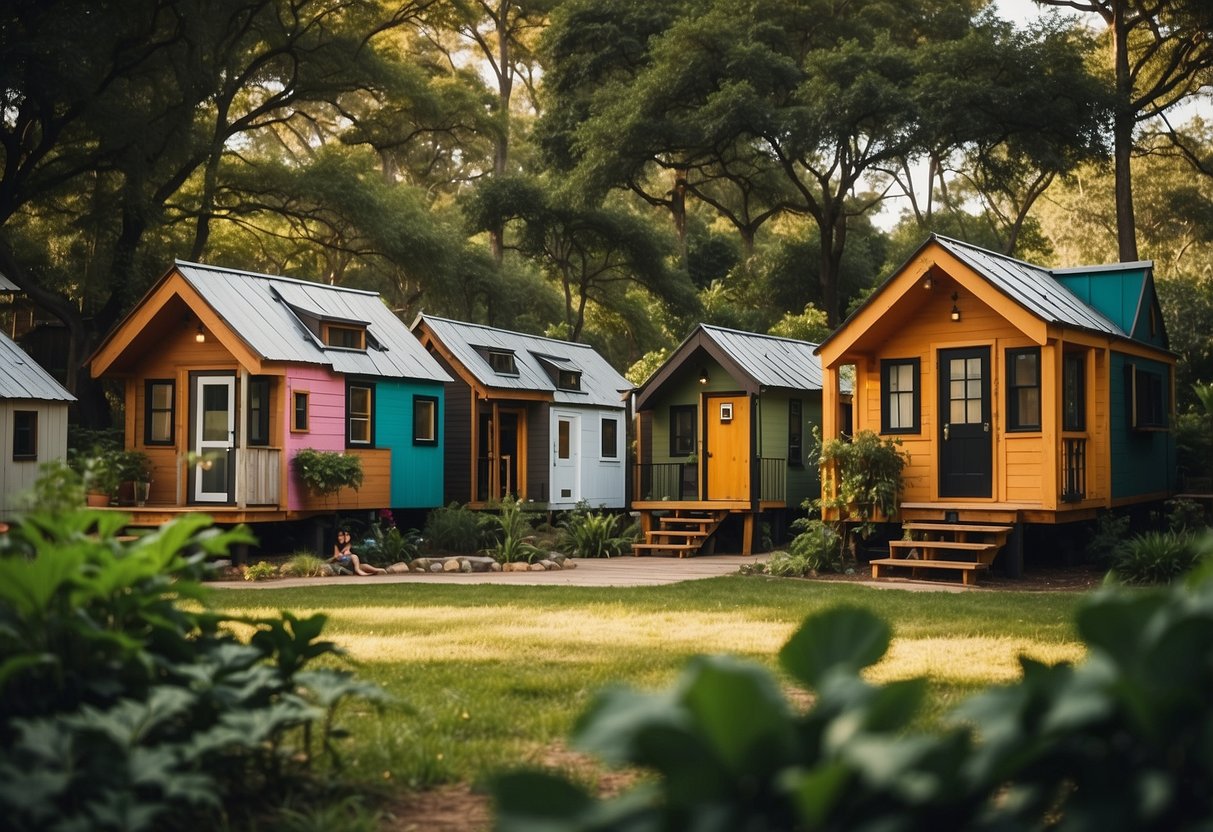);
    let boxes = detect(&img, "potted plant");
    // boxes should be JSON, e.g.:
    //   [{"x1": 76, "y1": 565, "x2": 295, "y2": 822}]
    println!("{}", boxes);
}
[
  {"x1": 82, "y1": 451, "x2": 121, "y2": 507},
  {"x1": 115, "y1": 450, "x2": 154, "y2": 506}
]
